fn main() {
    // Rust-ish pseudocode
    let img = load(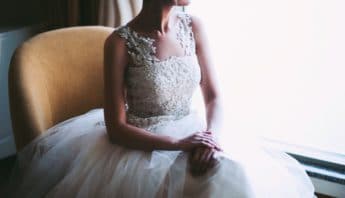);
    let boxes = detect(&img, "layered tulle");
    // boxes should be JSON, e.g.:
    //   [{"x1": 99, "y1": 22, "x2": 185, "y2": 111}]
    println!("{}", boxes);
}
[{"x1": 7, "y1": 108, "x2": 315, "y2": 198}]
